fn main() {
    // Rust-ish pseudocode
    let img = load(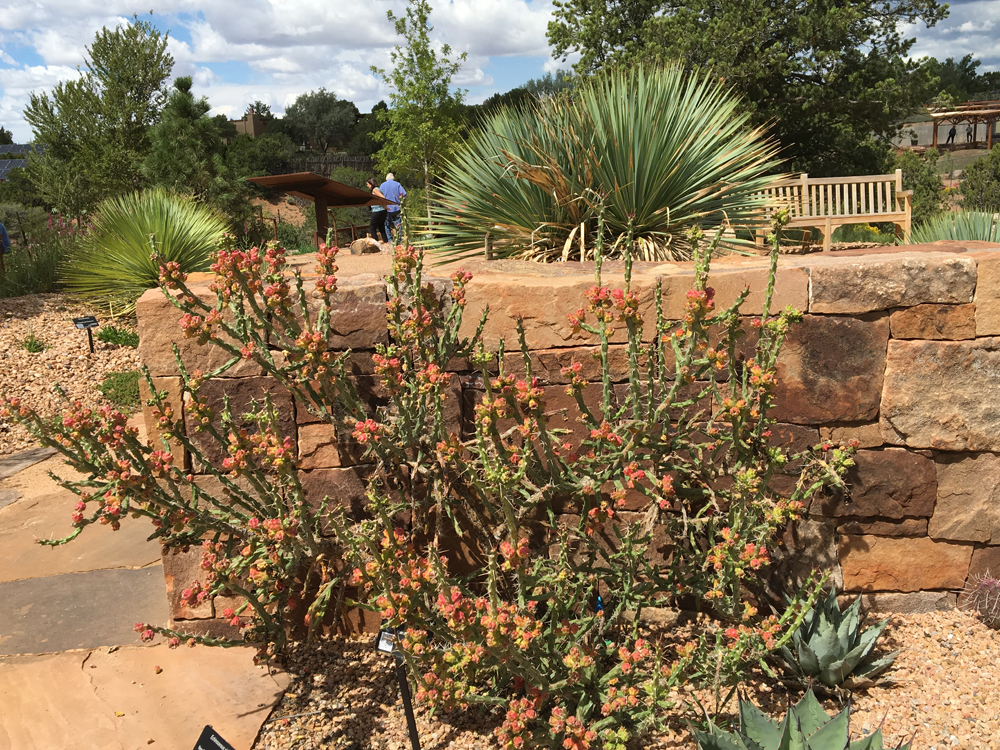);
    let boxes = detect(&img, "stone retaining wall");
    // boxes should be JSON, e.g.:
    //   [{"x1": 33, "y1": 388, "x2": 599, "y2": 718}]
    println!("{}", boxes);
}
[{"x1": 136, "y1": 240, "x2": 1000, "y2": 631}]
